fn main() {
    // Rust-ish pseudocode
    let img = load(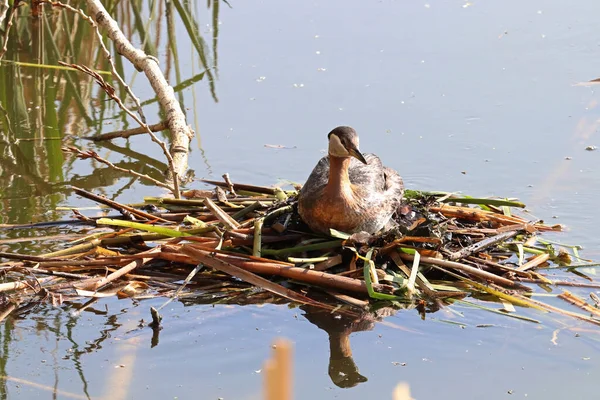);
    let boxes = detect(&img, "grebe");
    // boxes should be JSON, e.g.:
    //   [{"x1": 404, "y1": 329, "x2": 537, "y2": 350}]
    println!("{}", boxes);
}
[{"x1": 298, "y1": 126, "x2": 404, "y2": 235}]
